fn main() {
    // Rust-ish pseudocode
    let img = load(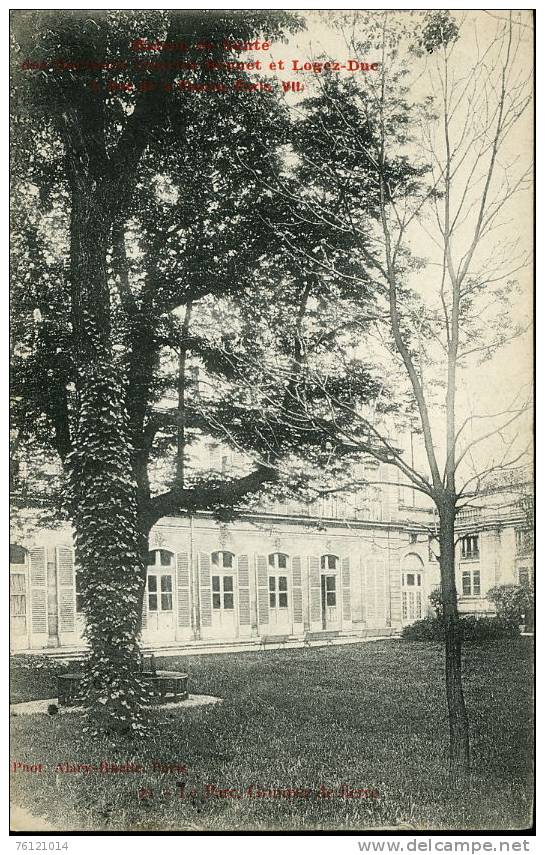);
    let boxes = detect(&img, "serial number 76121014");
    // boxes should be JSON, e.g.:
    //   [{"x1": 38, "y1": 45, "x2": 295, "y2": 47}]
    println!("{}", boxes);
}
[{"x1": 16, "y1": 844, "x2": 68, "y2": 851}]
